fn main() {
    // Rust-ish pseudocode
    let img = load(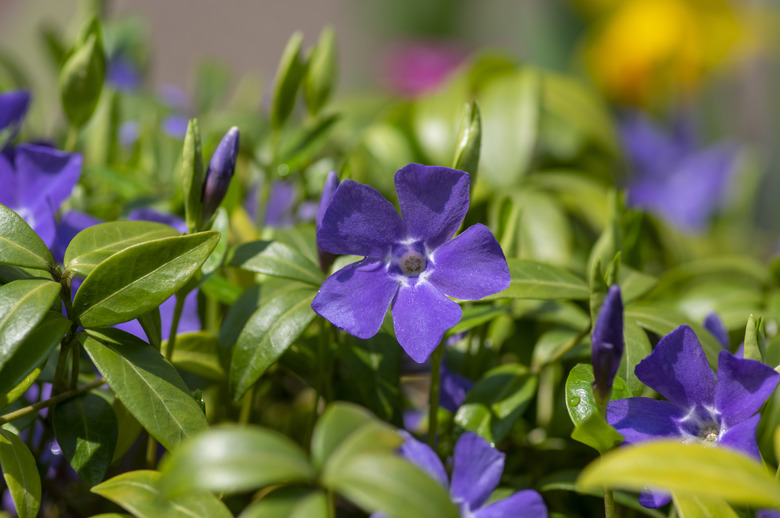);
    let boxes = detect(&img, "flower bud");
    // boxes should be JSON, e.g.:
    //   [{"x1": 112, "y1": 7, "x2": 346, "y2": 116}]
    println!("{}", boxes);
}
[
  {"x1": 591, "y1": 284, "x2": 624, "y2": 402},
  {"x1": 201, "y1": 126, "x2": 239, "y2": 225}
]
